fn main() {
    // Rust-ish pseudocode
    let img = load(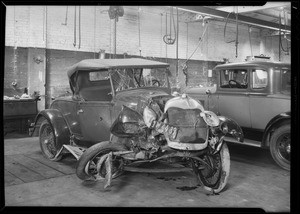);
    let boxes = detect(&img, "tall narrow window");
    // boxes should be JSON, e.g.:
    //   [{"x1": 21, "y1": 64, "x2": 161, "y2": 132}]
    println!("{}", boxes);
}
[
  {"x1": 281, "y1": 69, "x2": 290, "y2": 94},
  {"x1": 252, "y1": 69, "x2": 267, "y2": 89}
]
